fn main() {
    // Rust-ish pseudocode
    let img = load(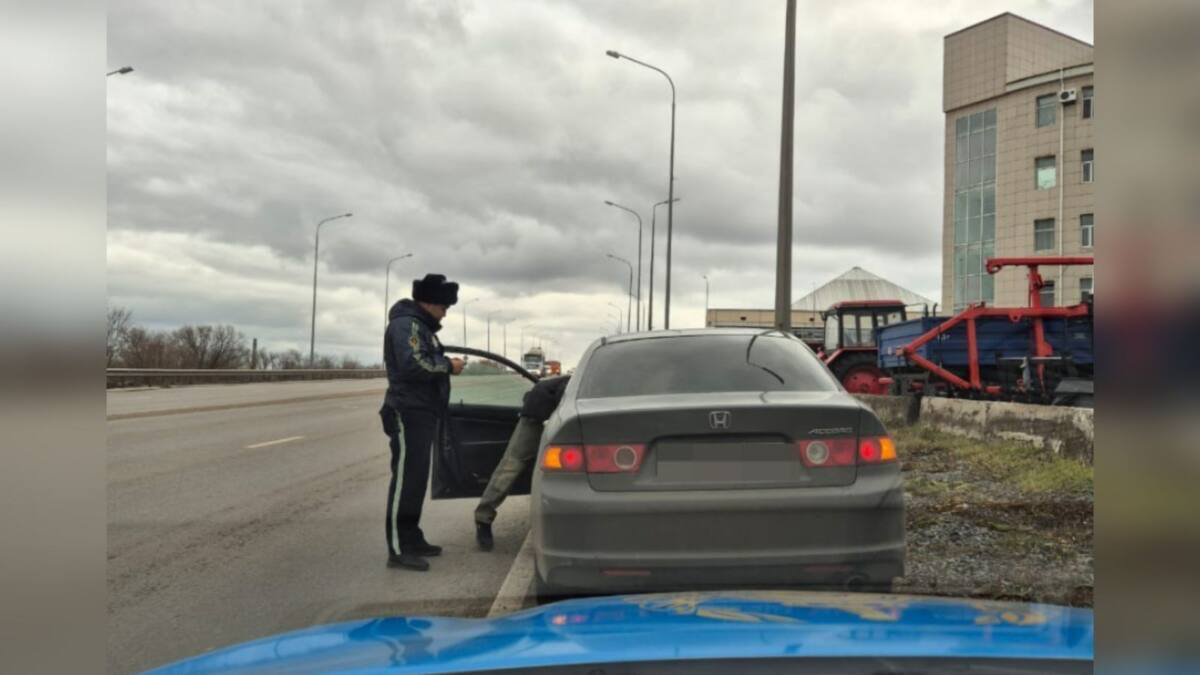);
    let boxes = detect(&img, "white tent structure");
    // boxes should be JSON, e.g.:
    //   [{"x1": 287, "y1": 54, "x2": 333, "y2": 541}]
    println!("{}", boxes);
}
[{"x1": 793, "y1": 267, "x2": 935, "y2": 312}]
